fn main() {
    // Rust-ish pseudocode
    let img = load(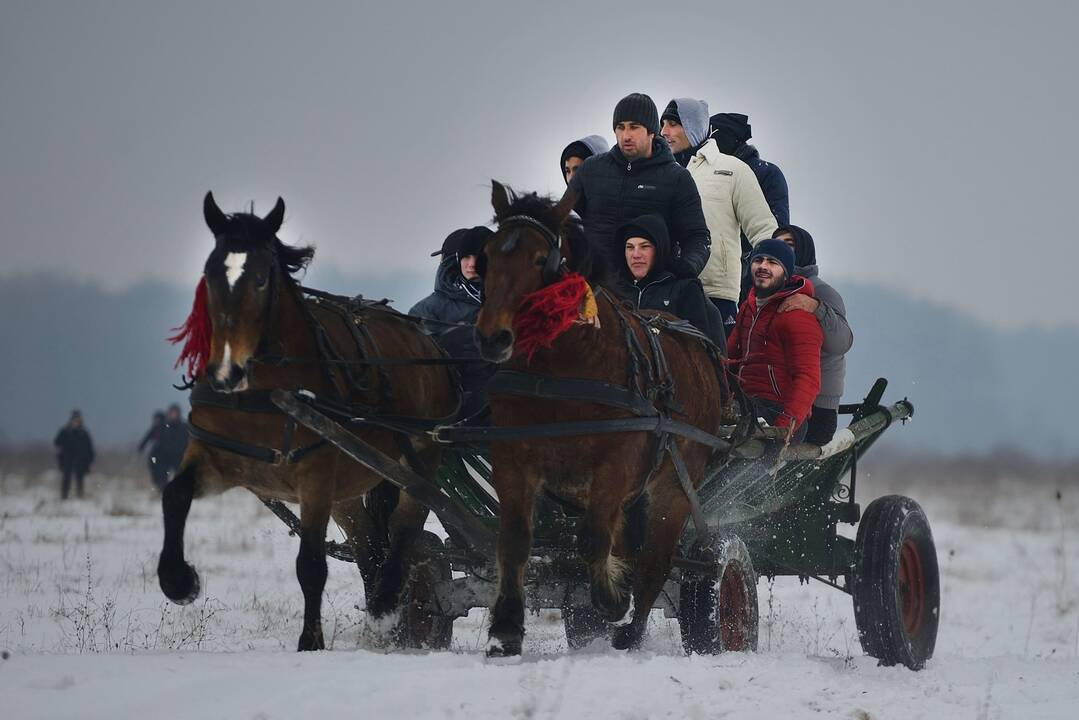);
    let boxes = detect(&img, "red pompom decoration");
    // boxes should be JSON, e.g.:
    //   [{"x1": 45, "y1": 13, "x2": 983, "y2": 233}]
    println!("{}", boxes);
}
[
  {"x1": 512, "y1": 273, "x2": 589, "y2": 361},
  {"x1": 169, "y1": 276, "x2": 211, "y2": 380}
]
